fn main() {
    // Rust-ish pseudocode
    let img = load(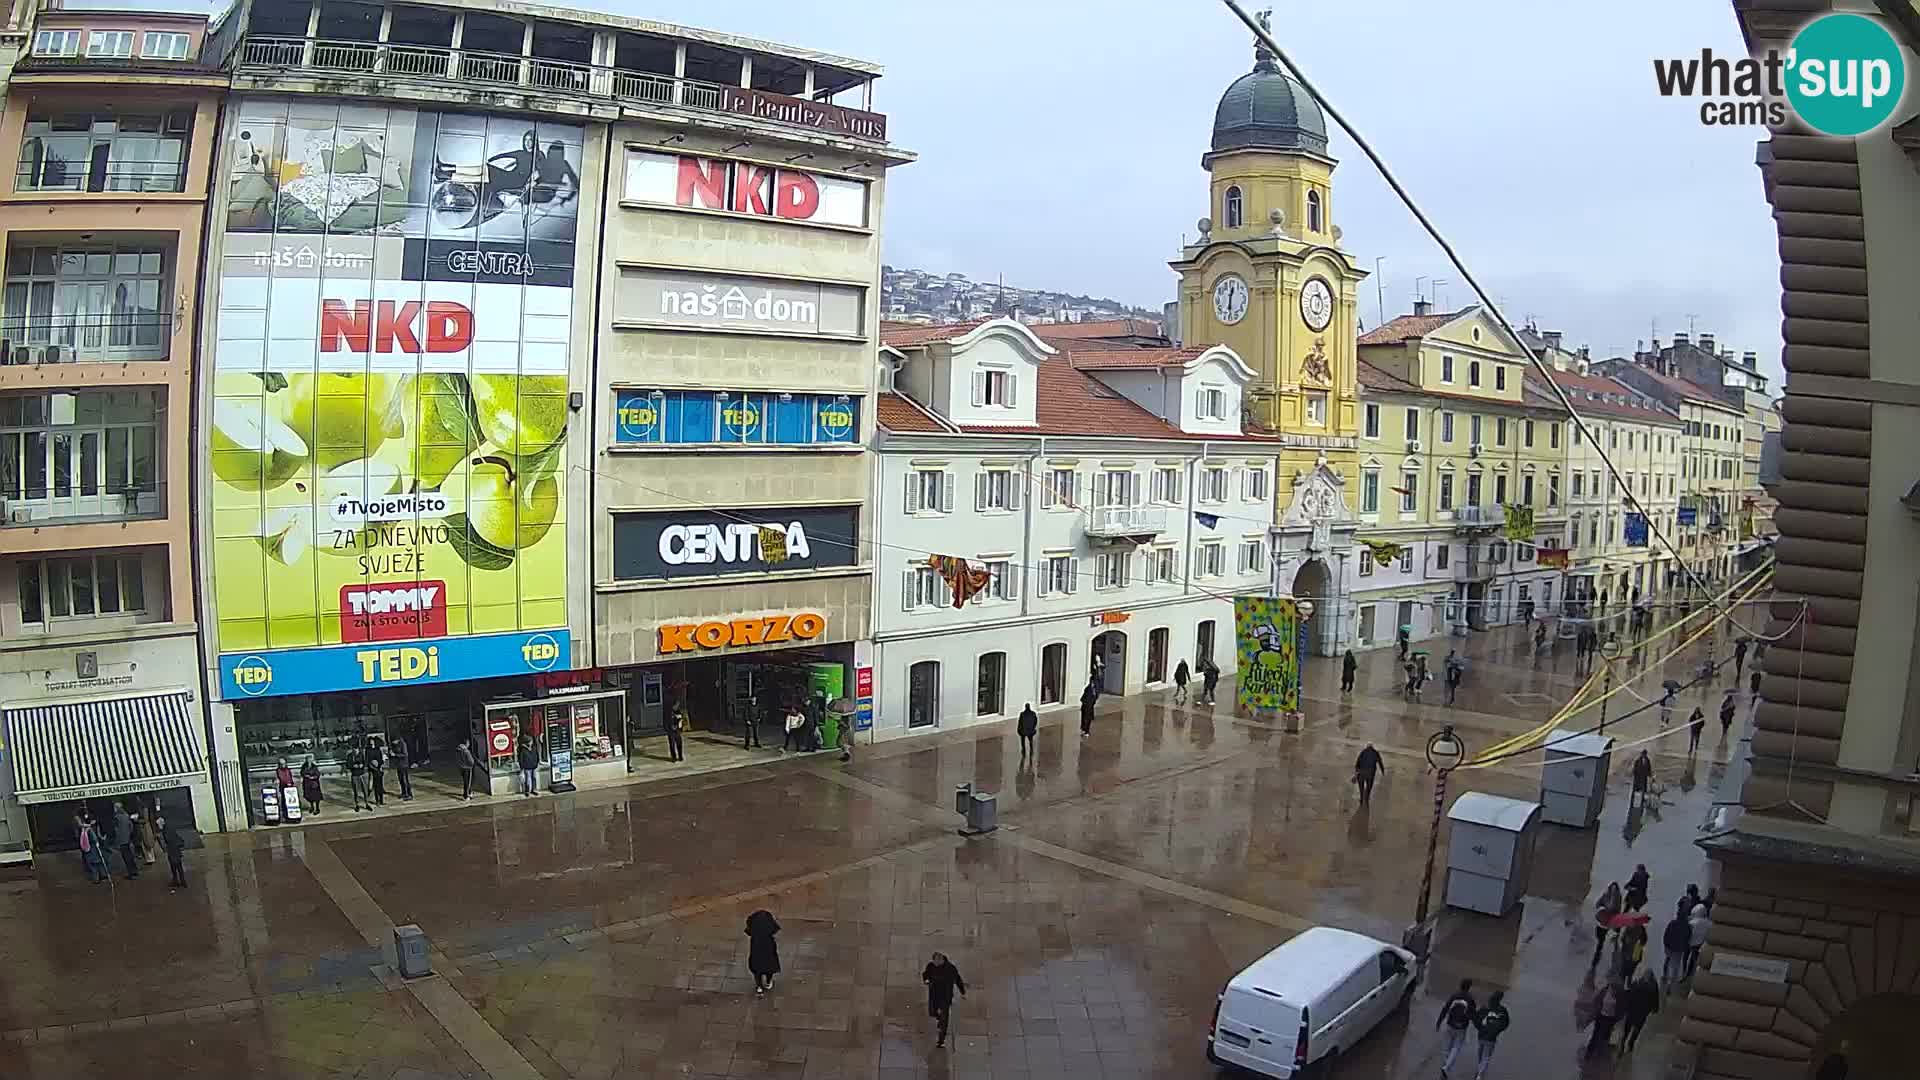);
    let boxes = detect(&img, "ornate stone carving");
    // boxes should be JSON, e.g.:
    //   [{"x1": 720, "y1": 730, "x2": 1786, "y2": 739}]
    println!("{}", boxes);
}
[{"x1": 1301, "y1": 336, "x2": 1332, "y2": 385}]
